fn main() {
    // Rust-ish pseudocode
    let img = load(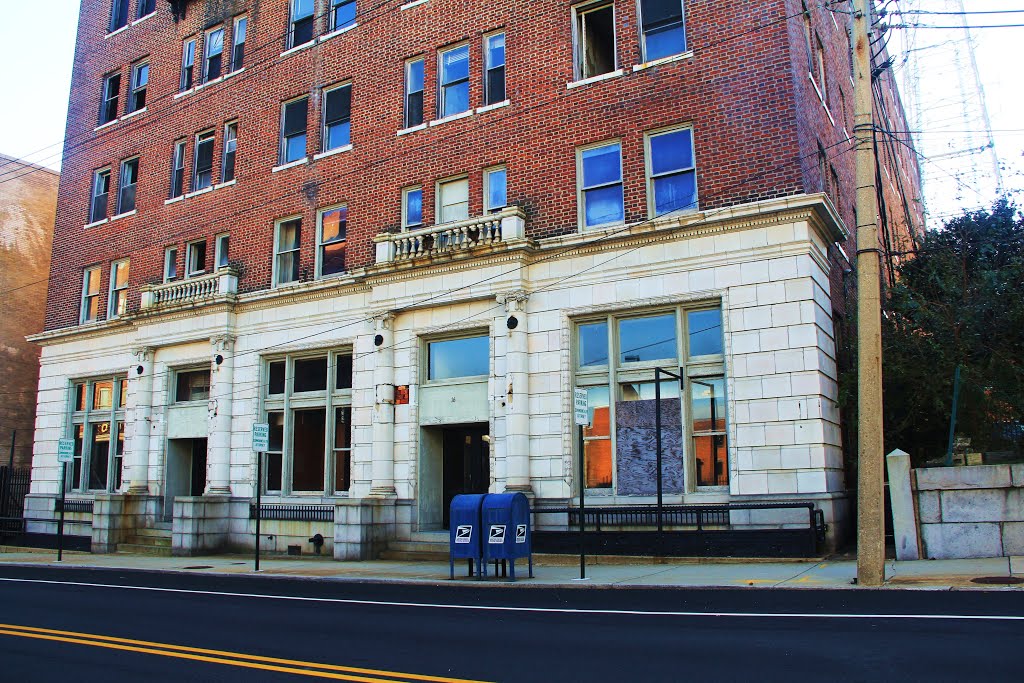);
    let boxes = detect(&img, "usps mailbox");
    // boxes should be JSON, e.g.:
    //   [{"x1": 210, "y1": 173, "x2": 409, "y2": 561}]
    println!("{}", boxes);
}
[
  {"x1": 449, "y1": 494, "x2": 487, "y2": 579},
  {"x1": 481, "y1": 492, "x2": 533, "y2": 580}
]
